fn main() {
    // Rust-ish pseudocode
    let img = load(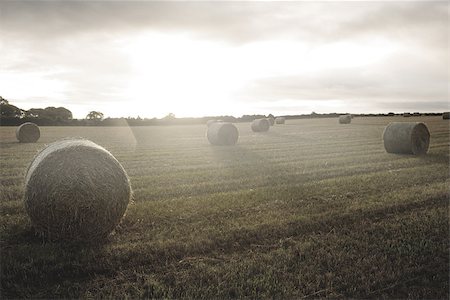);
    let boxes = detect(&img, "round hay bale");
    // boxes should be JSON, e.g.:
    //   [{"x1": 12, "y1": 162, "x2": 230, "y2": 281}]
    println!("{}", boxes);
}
[
  {"x1": 338, "y1": 115, "x2": 351, "y2": 124},
  {"x1": 382, "y1": 122, "x2": 430, "y2": 155},
  {"x1": 207, "y1": 122, "x2": 238, "y2": 145},
  {"x1": 251, "y1": 118, "x2": 270, "y2": 132},
  {"x1": 206, "y1": 120, "x2": 217, "y2": 127},
  {"x1": 403, "y1": 112, "x2": 411, "y2": 117},
  {"x1": 24, "y1": 139, "x2": 132, "y2": 242},
  {"x1": 443, "y1": 112, "x2": 449, "y2": 120},
  {"x1": 267, "y1": 117, "x2": 275, "y2": 126},
  {"x1": 16, "y1": 122, "x2": 40, "y2": 143},
  {"x1": 275, "y1": 117, "x2": 285, "y2": 124}
]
